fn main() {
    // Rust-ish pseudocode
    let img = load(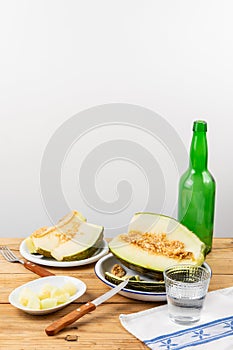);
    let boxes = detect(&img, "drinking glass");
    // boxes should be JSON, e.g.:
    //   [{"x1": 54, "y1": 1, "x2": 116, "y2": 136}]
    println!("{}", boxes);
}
[{"x1": 163, "y1": 265, "x2": 211, "y2": 325}]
